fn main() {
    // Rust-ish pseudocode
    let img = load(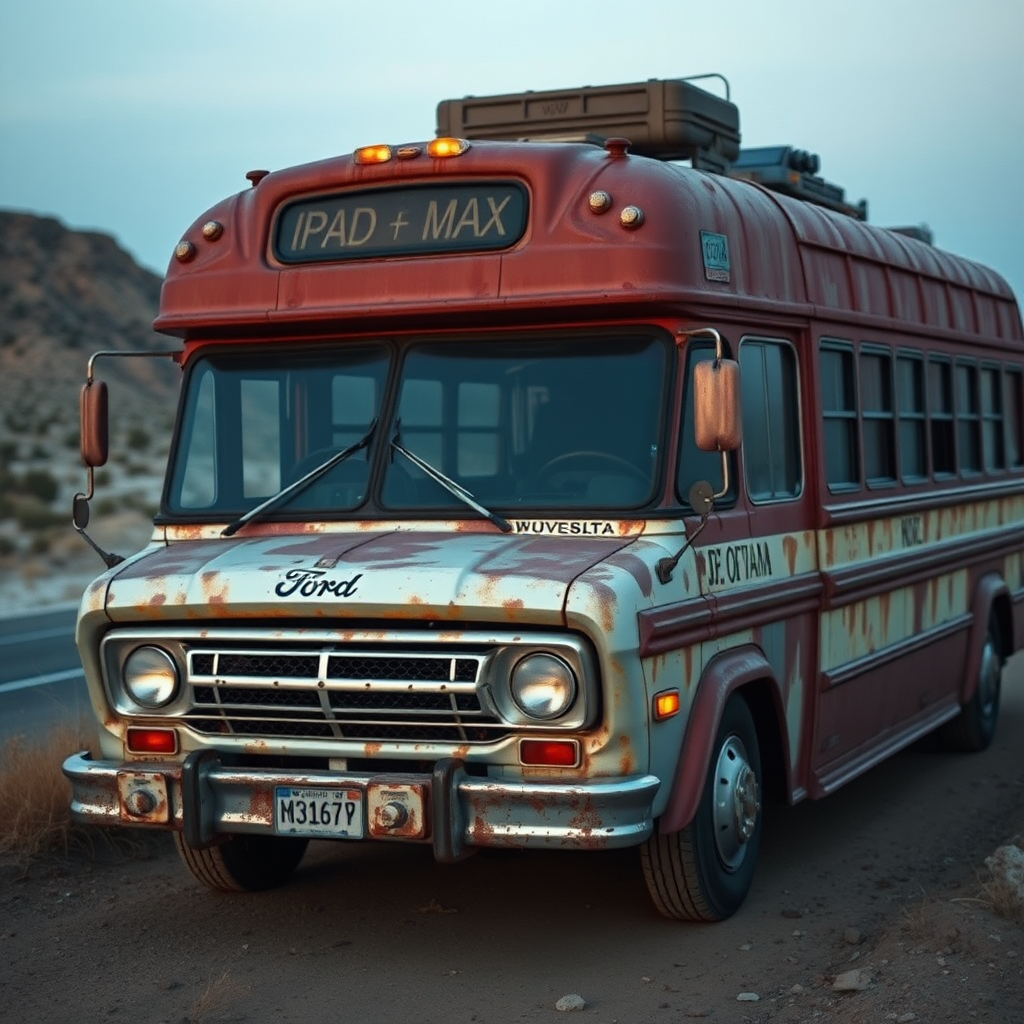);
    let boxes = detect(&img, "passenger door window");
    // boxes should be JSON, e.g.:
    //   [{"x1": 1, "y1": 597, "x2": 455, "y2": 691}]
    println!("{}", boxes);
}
[{"x1": 739, "y1": 338, "x2": 801, "y2": 501}]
